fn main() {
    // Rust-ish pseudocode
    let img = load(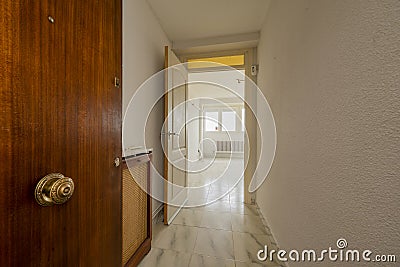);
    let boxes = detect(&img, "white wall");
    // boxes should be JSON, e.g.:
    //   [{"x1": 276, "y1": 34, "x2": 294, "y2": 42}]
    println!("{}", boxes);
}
[
  {"x1": 189, "y1": 70, "x2": 245, "y2": 99},
  {"x1": 123, "y1": 0, "x2": 171, "y2": 215},
  {"x1": 256, "y1": 1, "x2": 400, "y2": 266}
]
